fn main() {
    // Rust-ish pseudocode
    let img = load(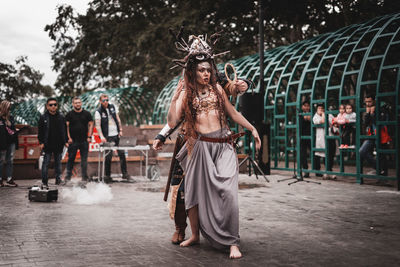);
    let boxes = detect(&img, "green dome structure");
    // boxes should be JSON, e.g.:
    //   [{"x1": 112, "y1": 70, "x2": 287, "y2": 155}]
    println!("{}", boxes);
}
[{"x1": 152, "y1": 13, "x2": 400, "y2": 186}]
